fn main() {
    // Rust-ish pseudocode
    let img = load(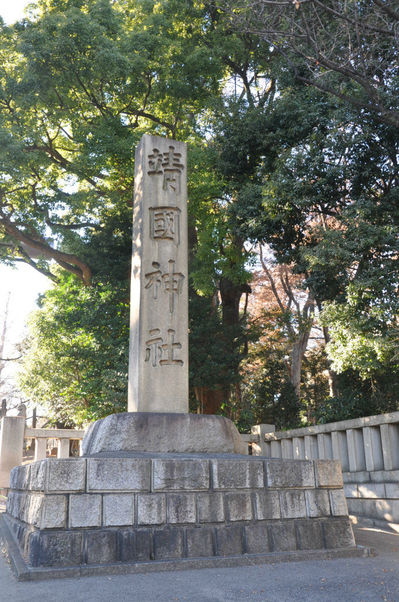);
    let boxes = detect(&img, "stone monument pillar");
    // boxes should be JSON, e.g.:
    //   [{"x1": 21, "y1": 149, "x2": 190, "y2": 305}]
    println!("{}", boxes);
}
[
  {"x1": 128, "y1": 134, "x2": 188, "y2": 413},
  {"x1": 0, "y1": 135, "x2": 361, "y2": 577}
]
